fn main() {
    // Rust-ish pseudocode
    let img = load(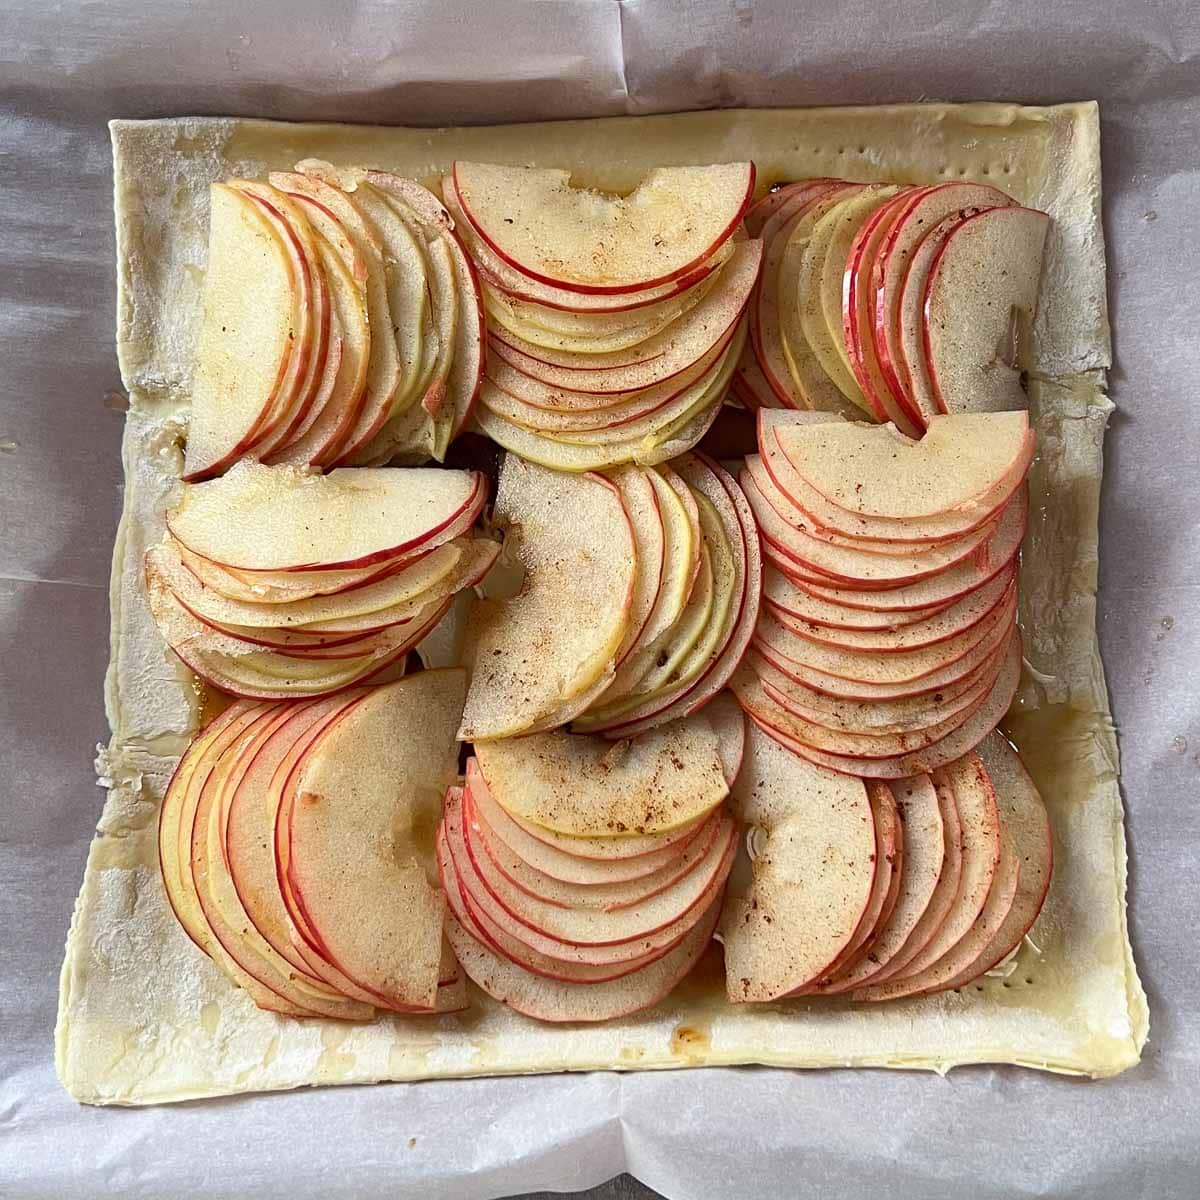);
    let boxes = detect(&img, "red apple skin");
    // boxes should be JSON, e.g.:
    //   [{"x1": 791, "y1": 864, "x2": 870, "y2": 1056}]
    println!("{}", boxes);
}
[
  {"x1": 842, "y1": 190, "x2": 926, "y2": 428},
  {"x1": 869, "y1": 184, "x2": 1010, "y2": 423},
  {"x1": 452, "y1": 161, "x2": 756, "y2": 296}
]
